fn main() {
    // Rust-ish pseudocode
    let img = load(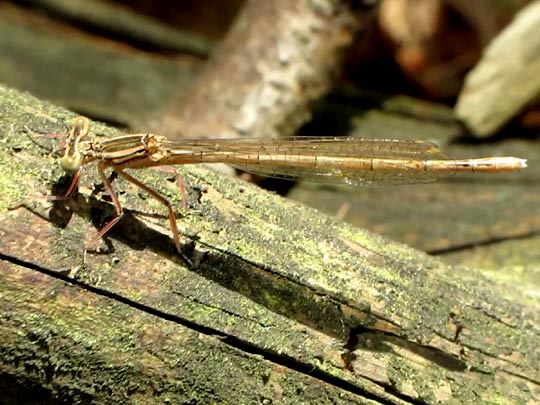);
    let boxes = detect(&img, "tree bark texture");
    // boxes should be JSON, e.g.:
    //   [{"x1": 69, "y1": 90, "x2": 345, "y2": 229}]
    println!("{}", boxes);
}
[{"x1": 0, "y1": 86, "x2": 538, "y2": 403}]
